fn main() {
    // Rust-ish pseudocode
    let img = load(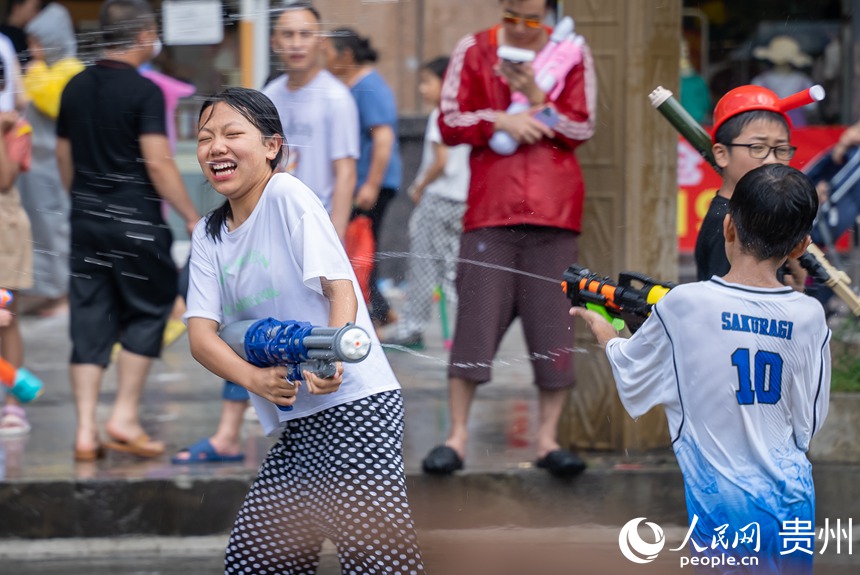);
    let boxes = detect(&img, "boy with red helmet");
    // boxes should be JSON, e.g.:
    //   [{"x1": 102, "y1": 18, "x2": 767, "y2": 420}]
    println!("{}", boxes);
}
[{"x1": 694, "y1": 84, "x2": 822, "y2": 286}]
